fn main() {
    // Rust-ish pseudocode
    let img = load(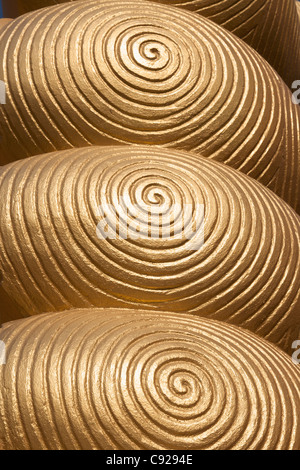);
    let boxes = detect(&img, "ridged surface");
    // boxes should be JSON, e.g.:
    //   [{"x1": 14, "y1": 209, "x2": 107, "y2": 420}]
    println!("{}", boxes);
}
[
  {"x1": 4, "y1": 0, "x2": 300, "y2": 87},
  {"x1": 140, "y1": 0, "x2": 300, "y2": 88},
  {"x1": 0, "y1": 1, "x2": 299, "y2": 211},
  {"x1": 0, "y1": 19, "x2": 13, "y2": 30},
  {"x1": 1, "y1": 309, "x2": 300, "y2": 450},
  {"x1": 0, "y1": 145, "x2": 299, "y2": 352}
]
